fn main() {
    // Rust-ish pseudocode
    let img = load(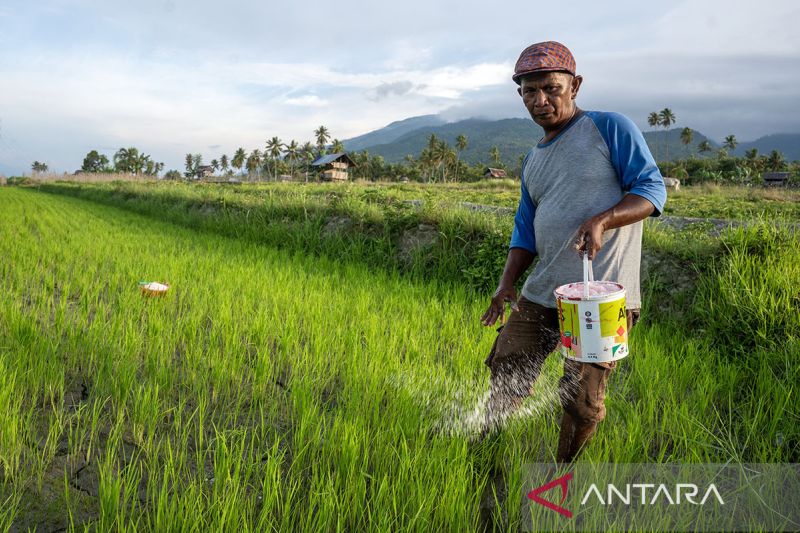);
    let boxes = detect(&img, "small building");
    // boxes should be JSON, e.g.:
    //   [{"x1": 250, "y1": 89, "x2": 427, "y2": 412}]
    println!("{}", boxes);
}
[
  {"x1": 196, "y1": 165, "x2": 214, "y2": 178},
  {"x1": 312, "y1": 153, "x2": 355, "y2": 181},
  {"x1": 484, "y1": 167, "x2": 507, "y2": 179},
  {"x1": 763, "y1": 172, "x2": 790, "y2": 186}
]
